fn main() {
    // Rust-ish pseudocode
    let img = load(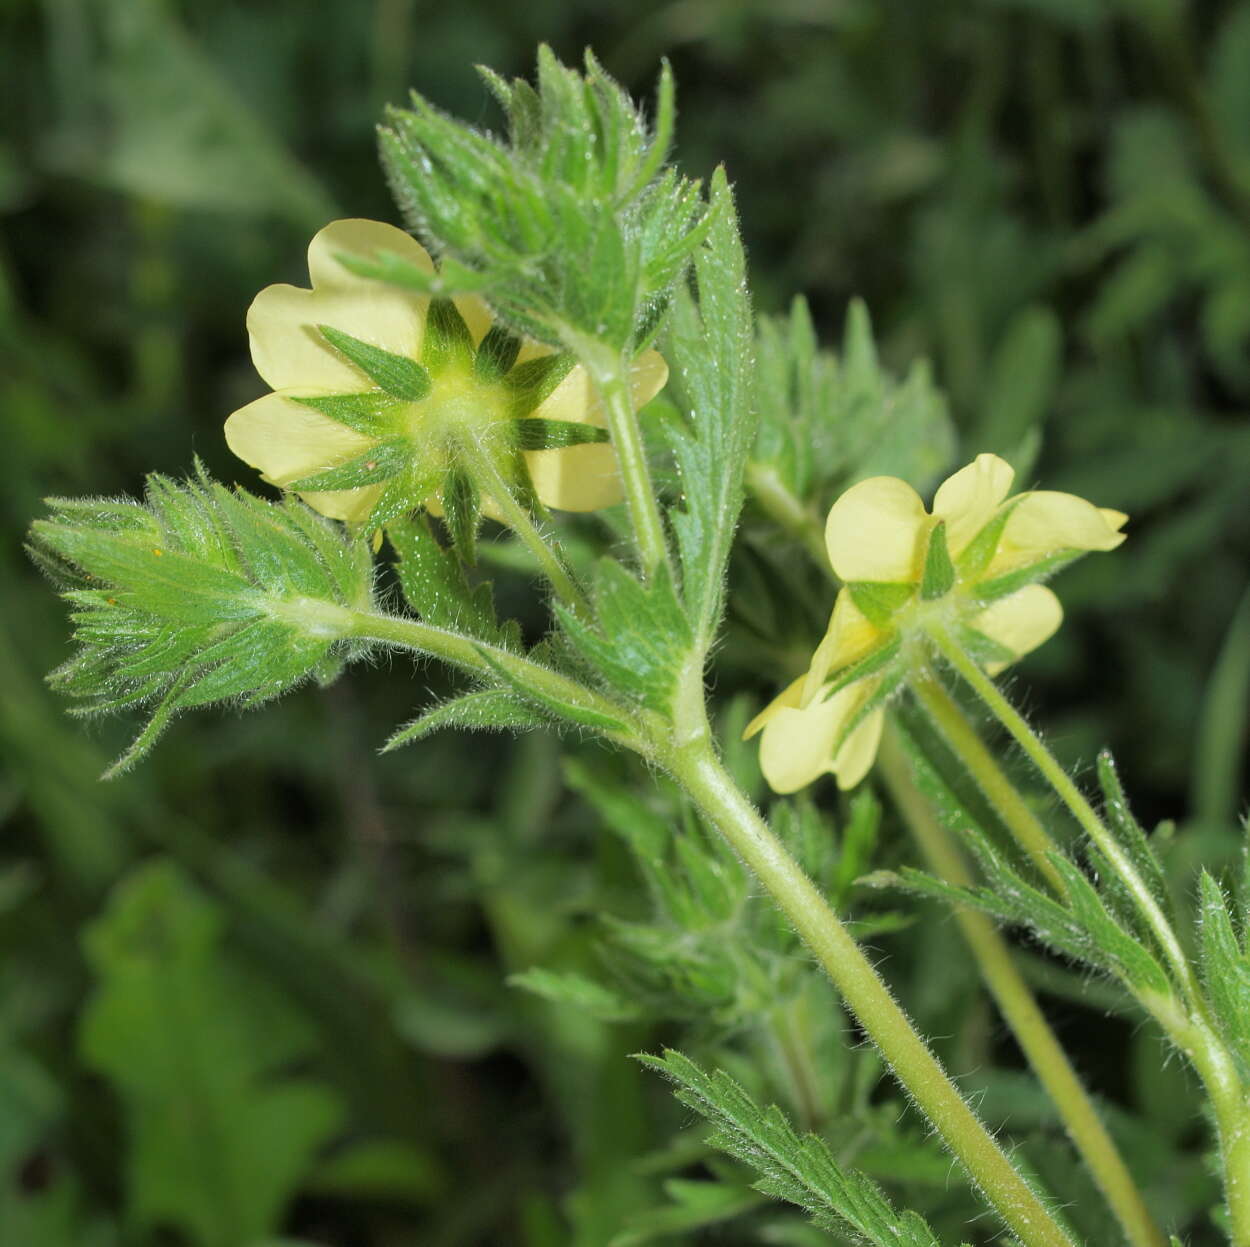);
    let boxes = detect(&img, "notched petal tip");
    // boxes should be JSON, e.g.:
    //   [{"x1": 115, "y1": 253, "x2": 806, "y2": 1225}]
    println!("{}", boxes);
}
[{"x1": 932, "y1": 453, "x2": 1016, "y2": 557}]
